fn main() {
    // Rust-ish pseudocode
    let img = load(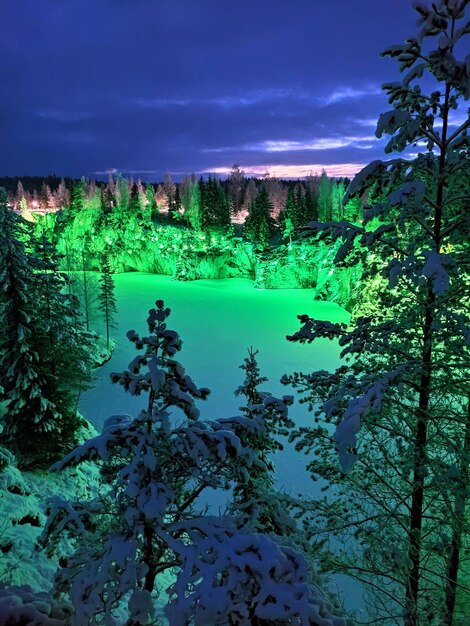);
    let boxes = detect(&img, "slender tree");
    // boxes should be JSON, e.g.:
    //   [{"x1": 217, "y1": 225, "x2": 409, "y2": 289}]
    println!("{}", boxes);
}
[
  {"x1": 317, "y1": 170, "x2": 333, "y2": 221},
  {"x1": 128, "y1": 182, "x2": 143, "y2": 219},
  {"x1": 69, "y1": 178, "x2": 86, "y2": 219},
  {"x1": 163, "y1": 171, "x2": 176, "y2": 211},
  {"x1": 0, "y1": 191, "x2": 91, "y2": 468},
  {"x1": 98, "y1": 252, "x2": 117, "y2": 348},
  {"x1": 244, "y1": 187, "x2": 275, "y2": 250},
  {"x1": 203, "y1": 176, "x2": 231, "y2": 230},
  {"x1": 284, "y1": 2, "x2": 470, "y2": 624},
  {"x1": 227, "y1": 163, "x2": 246, "y2": 215},
  {"x1": 144, "y1": 182, "x2": 157, "y2": 221}
]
